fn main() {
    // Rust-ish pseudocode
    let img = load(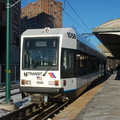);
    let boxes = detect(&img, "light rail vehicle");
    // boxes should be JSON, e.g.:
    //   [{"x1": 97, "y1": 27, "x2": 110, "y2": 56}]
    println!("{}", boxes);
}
[{"x1": 20, "y1": 27, "x2": 106, "y2": 103}]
